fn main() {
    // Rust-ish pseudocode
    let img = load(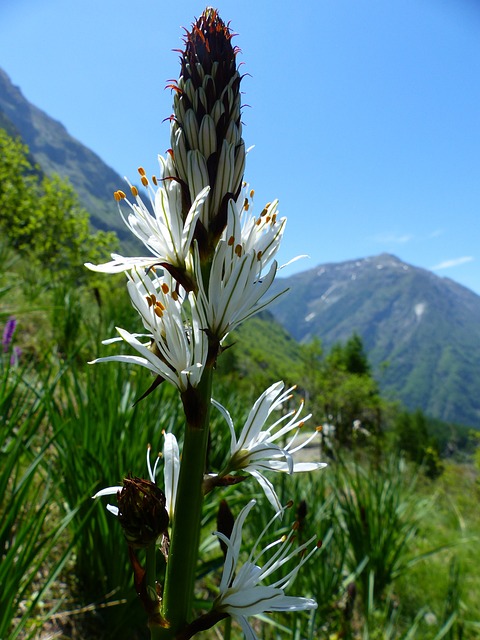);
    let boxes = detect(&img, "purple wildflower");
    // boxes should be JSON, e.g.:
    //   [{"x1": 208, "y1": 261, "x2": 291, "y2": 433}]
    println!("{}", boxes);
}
[{"x1": 2, "y1": 317, "x2": 17, "y2": 353}]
